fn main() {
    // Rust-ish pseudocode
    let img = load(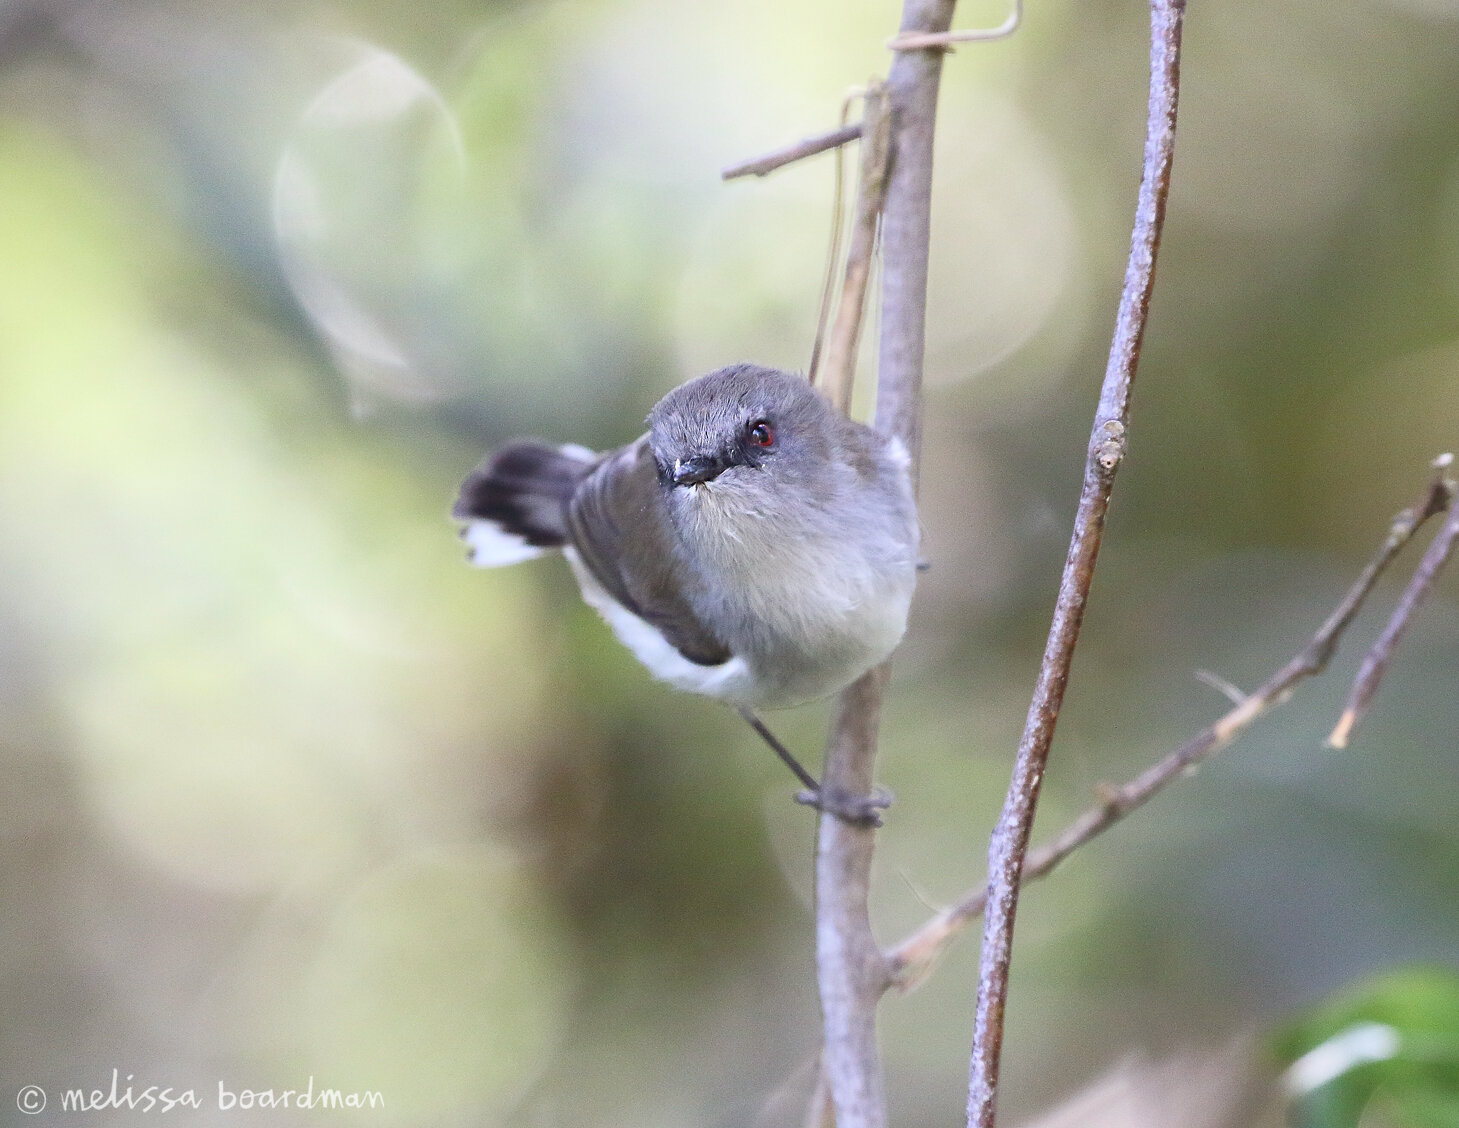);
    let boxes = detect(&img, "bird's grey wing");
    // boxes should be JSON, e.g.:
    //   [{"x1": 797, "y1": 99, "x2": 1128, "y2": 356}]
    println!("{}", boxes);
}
[{"x1": 566, "y1": 438, "x2": 733, "y2": 667}]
